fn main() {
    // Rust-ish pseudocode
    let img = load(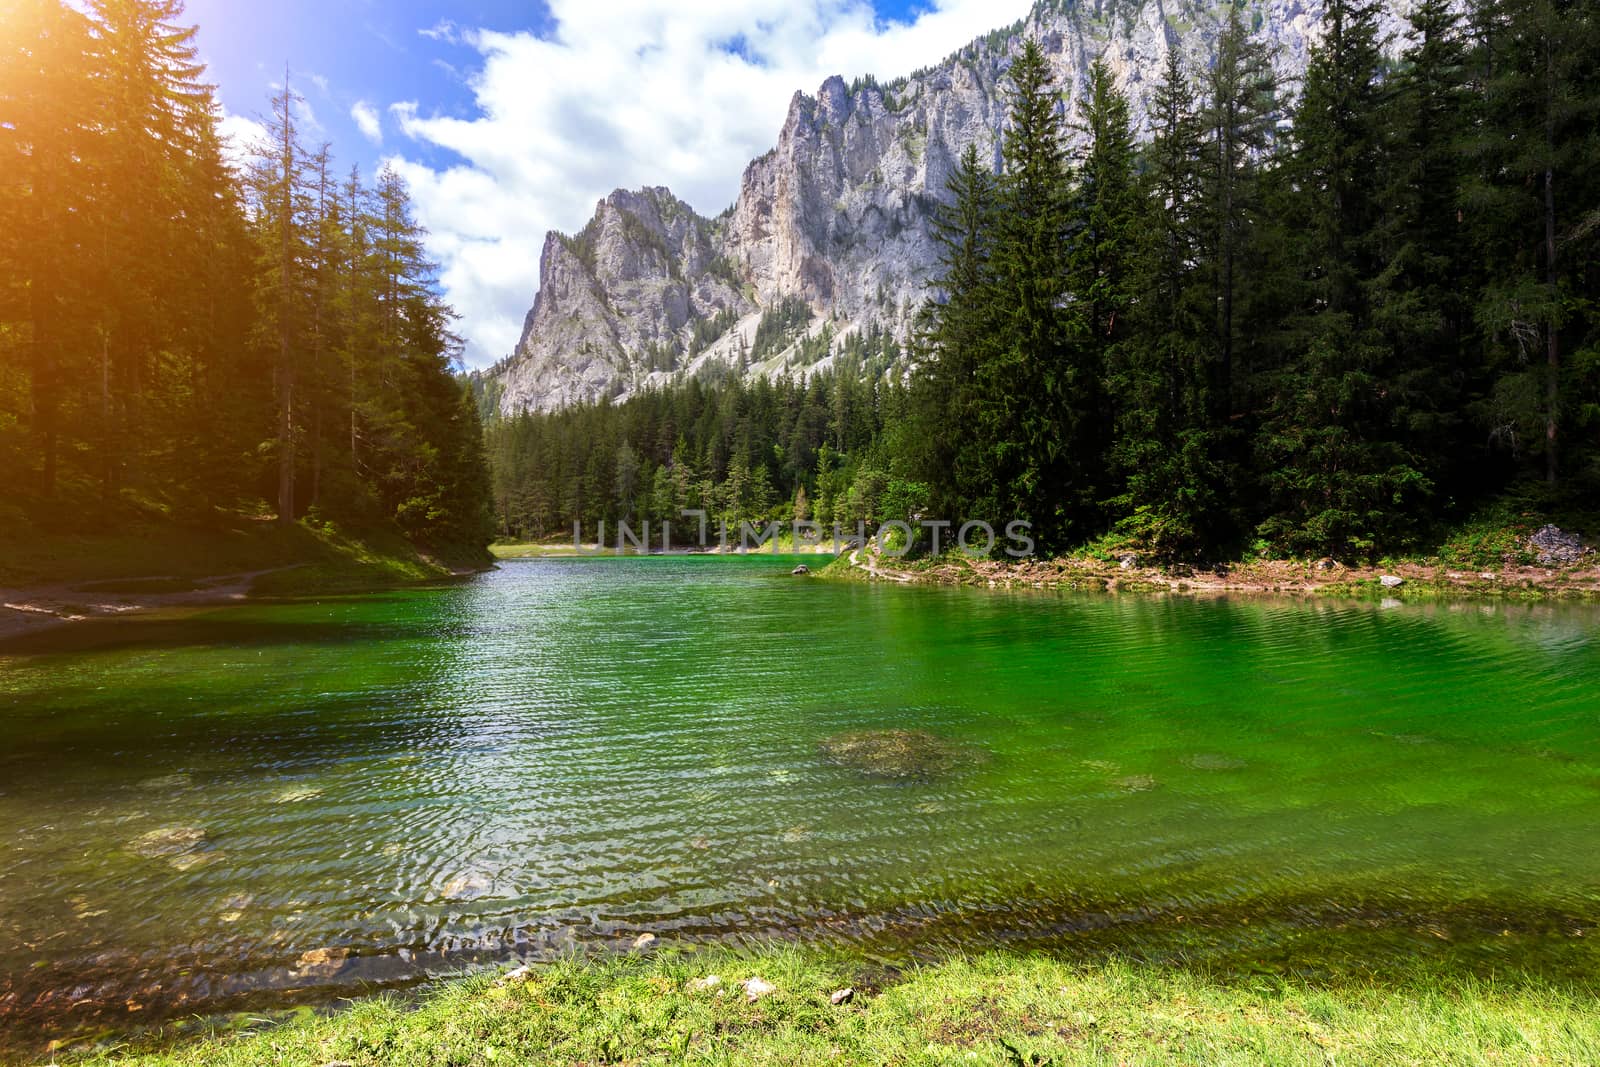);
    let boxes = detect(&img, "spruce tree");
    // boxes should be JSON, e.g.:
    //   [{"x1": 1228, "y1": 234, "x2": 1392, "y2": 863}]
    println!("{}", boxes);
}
[
  {"x1": 1372, "y1": 0, "x2": 1480, "y2": 502},
  {"x1": 987, "y1": 38, "x2": 1081, "y2": 548},
  {"x1": 914, "y1": 142, "x2": 997, "y2": 520},
  {"x1": 1200, "y1": 0, "x2": 1278, "y2": 416},
  {"x1": 1107, "y1": 50, "x2": 1230, "y2": 560},
  {"x1": 1256, "y1": 0, "x2": 1432, "y2": 558},
  {"x1": 1469, "y1": 0, "x2": 1600, "y2": 487}
]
